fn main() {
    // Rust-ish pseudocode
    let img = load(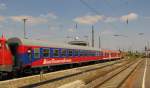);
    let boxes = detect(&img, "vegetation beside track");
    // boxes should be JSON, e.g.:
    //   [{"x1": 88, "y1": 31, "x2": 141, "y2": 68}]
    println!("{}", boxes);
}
[{"x1": 123, "y1": 51, "x2": 145, "y2": 59}]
